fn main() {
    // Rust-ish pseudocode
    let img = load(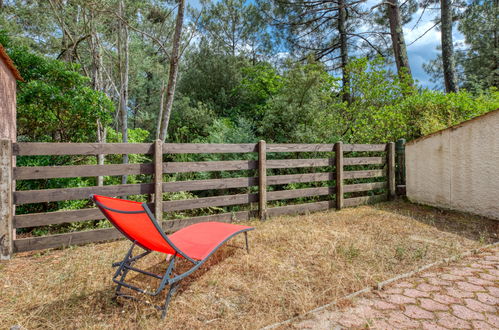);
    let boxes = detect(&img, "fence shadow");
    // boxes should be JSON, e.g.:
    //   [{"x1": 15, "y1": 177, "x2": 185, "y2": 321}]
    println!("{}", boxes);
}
[{"x1": 373, "y1": 200, "x2": 499, "y2": 244}]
